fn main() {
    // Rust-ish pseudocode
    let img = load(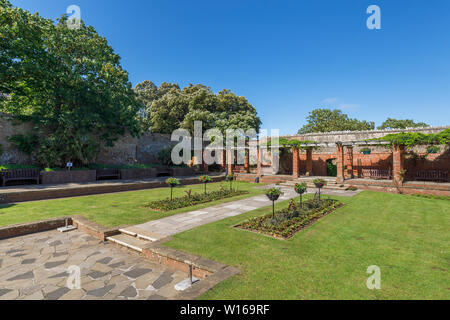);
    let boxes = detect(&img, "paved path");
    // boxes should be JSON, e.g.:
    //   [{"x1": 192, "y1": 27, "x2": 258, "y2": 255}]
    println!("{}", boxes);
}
[
  {"x1": 127, "y1": 186, "x2": 360, "y2": 238},
  {"x1": 0, "y1": 230, "x2": 188, "y2": 300}
]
